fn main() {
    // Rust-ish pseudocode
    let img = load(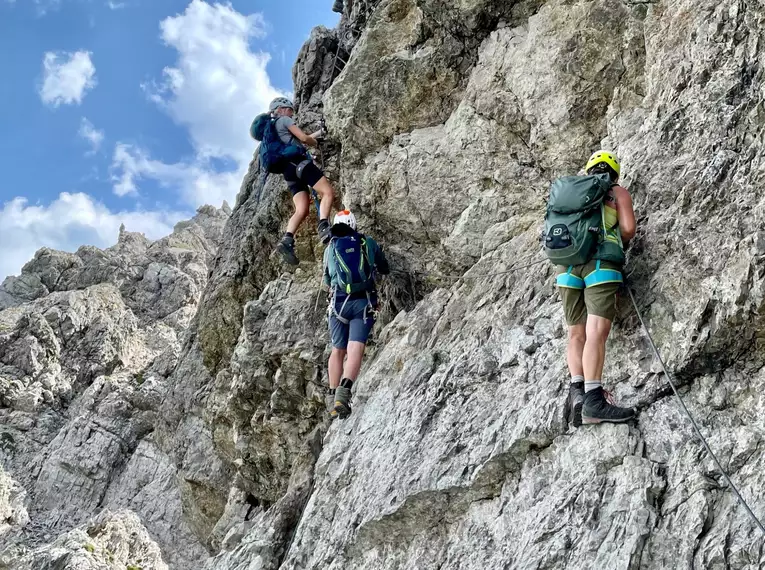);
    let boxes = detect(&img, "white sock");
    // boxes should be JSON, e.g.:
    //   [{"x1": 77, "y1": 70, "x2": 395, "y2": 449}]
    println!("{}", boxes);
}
[
  {"x1": 570, "y1": 375, "x2": 584, "y2": 384},
  {"x1": 584, "y1": 380, "x2": 602, "y2": 393}
]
